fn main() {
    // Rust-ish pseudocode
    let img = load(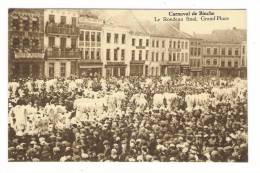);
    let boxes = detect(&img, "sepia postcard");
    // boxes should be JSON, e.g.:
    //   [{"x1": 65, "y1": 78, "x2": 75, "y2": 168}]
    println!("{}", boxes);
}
[{"x1": 8, "y1": 9, "x2": 247, "y2": 162}]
